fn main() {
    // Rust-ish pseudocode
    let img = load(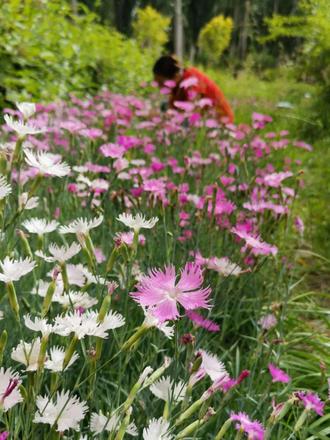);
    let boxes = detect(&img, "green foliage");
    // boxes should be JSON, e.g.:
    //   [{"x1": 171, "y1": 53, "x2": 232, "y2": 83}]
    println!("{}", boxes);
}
[
  {"x1": 263, "y1": 0, "x2": 330, "y2": 129},
  {"x1": 132, "y1": 5, "x2": 170, "y2": 57},
  {"x1": 197, "y1": 15, "x2": 233, "y2": 64},
  {"x1": 0, "y1": 0, "x2": 153, "y2": 104}
]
